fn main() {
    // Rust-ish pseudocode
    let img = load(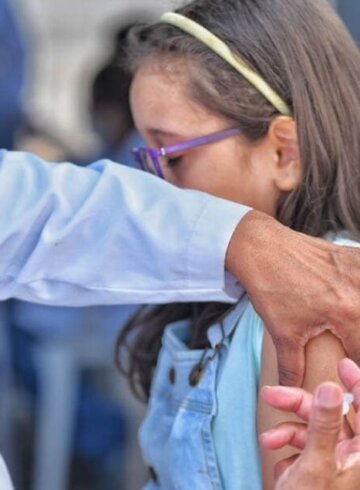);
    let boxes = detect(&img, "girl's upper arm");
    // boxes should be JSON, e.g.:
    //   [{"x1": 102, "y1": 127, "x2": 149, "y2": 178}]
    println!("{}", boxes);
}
[{"x1": 257, "y1": 330, "x2": 347, "y2": 490}]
